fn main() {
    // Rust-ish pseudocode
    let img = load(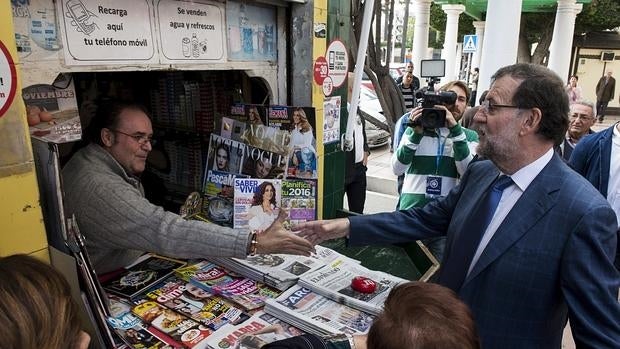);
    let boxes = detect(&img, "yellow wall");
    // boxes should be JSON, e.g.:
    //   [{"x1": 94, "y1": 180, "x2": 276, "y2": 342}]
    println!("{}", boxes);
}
[
  {"x1": 0, "y1": 2, "x2": 48, "y2": 259},
  {"x1": 313, "y1": 0, "x2": 328, "y2": 219}
]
